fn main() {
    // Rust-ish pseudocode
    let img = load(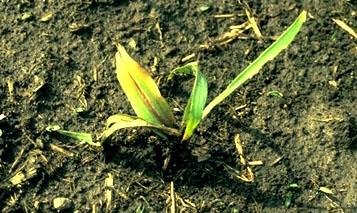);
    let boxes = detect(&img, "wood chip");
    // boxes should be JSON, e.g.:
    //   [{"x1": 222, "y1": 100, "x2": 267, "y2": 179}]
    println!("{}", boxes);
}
[
  {"x1": 332, "y1": 18, "x2": 357, "y2": 39},
  {"x1": 40, "y1": 12, "x2": 53, "y2": 22},
  {"x1": 181, "y1": 53, "x2": 196, "y2": 62},
  {"x1": 319, "y1": 186, "x2": 334, "y2": 195},
  {"x1": 105, "y1": 173, "x2": 114, "y2": 210},
  {"x1": 245, "y1": 9, "x2": 262, "y2": 39},
  {"x1": 213, "y1": 14, "x2": 236, "y2": 18},
  {"x1": 170, "y1": 181, "x2": 176, "y2": 213},
  {"x1": 50, "y1": 144, "x2": 74, "y2": 157}
]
